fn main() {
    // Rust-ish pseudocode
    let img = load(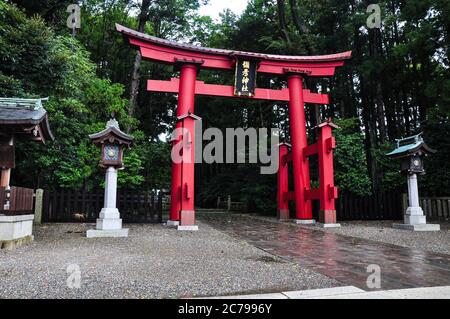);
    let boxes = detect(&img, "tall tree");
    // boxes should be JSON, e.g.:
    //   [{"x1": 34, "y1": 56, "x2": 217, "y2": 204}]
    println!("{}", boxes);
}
[{"x1": 129, "y1": 0, "x2": 151, "y2": 121}]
